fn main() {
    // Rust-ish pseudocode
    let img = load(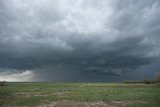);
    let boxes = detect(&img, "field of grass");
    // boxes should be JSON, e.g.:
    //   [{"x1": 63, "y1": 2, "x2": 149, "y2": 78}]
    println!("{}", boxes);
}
[{"x1": 0, "y1": 82, "x2": 160, "y2": 107}]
